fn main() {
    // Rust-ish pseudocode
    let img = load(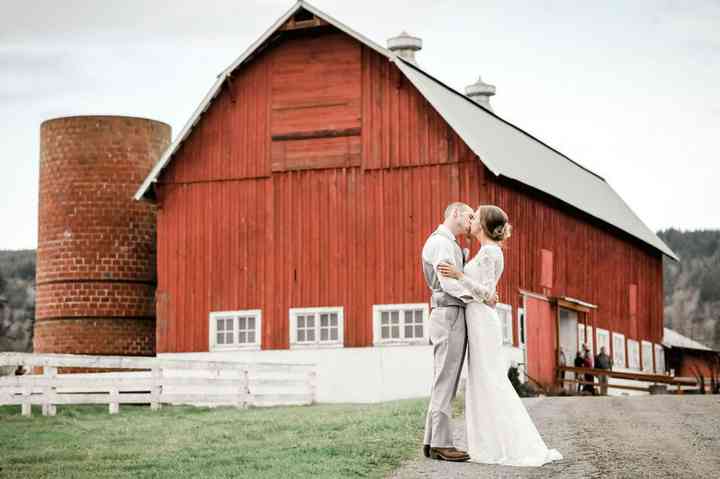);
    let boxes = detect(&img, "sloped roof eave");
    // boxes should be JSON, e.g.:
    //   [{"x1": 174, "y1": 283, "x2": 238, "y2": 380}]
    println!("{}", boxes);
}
[{"x1": 662, "y1": 328, "x2": 716, "y2": 352}]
